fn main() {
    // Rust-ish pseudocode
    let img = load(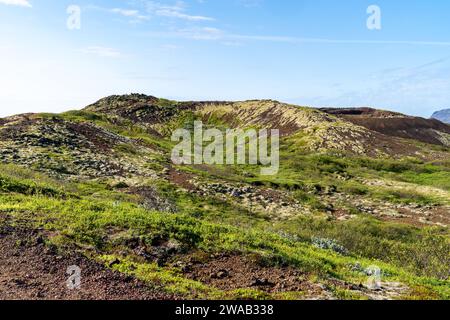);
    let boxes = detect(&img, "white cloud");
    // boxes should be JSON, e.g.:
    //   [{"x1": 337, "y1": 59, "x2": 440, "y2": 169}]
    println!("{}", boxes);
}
[
  {"x1": 0, "y1": 0, "x2": 32, "y2": 7},
  {"x1": 80, "y1": 46, "x2": 122, "y2": 58},
  {"x1": 299, "y1": 58, "x2": 450, "y2": 117},
  {"x1": 111, "y1": 8, "x2": 140, "y2": 17},
  {"x1": 110, "y1": 8, "x2": 150, "y2": 20},
  {"x1": 145, "y1": 27, "x2": 450, "y2": 47},
  {"x1": 86, "y1": 5, "x2": 150, "y2": 22},
  {"x1": 144, "y1": 27, "x2": 226, "y2": 42},
  {"x1": 145, "y1": 1, "x2": 214, "y2": 21},
  {"x1": 155, "y1": 8, "x2": 213, "y2": 21}
]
